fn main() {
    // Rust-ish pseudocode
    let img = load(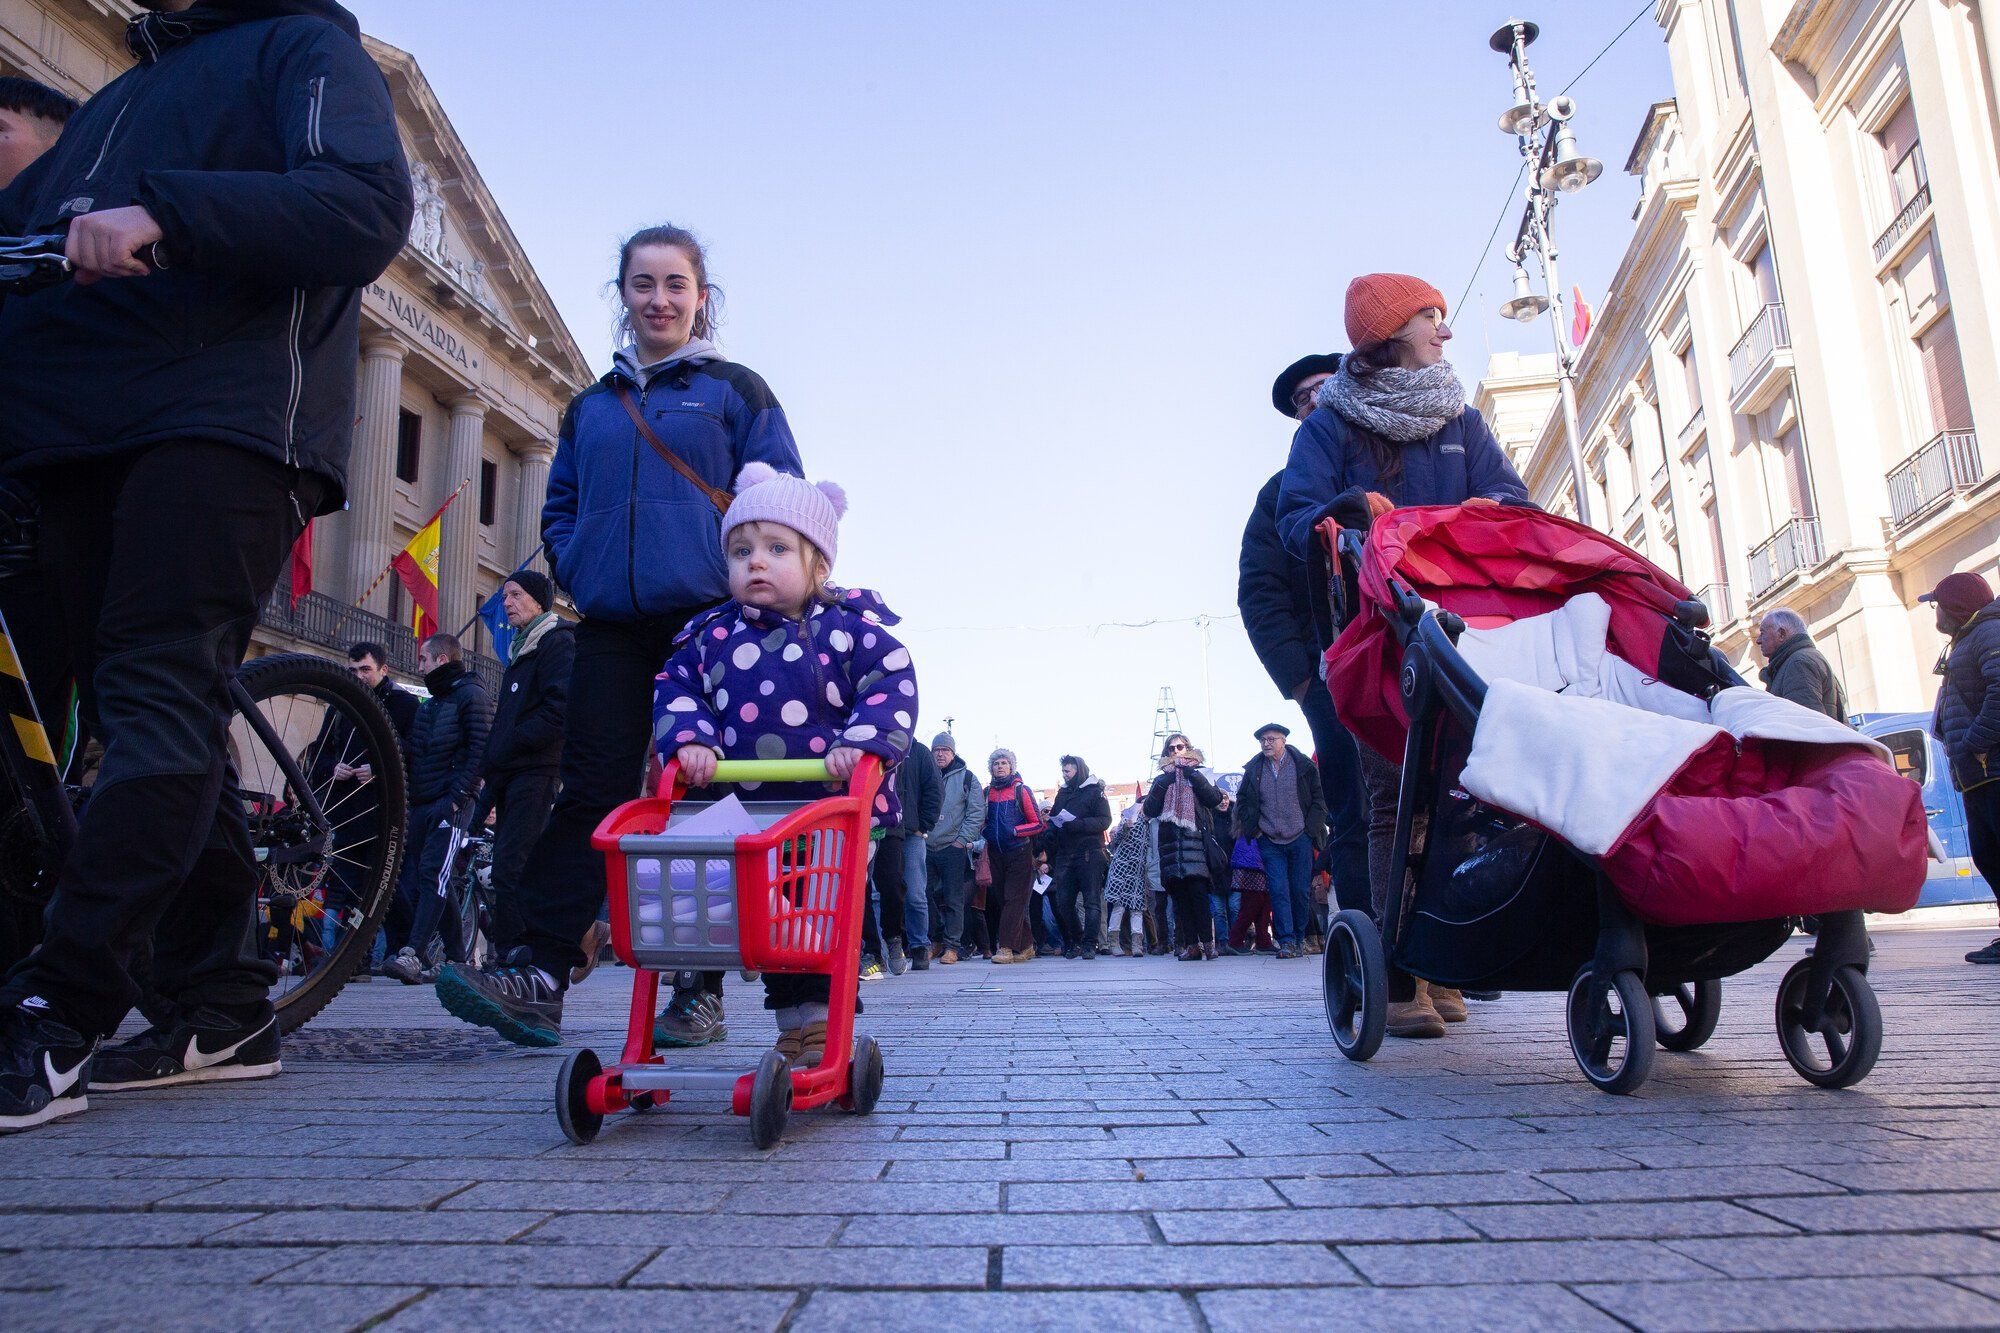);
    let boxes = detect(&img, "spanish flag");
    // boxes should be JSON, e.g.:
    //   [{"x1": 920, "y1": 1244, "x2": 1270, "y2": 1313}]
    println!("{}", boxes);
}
[{"x1": 391, "y1": 482, "x2": 465, "y2": 639}]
